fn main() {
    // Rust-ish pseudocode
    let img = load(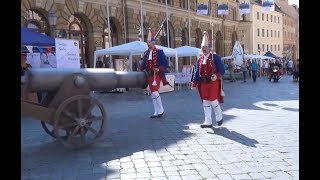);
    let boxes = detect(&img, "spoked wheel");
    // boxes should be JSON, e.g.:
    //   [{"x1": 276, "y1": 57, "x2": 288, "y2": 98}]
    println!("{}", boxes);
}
[
  {"x1": 53, "y1": 95, "x2": 106, "y2": 150},
  {"x1": 41, "y1": 121, "x2": 69, "y2": 138}
]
